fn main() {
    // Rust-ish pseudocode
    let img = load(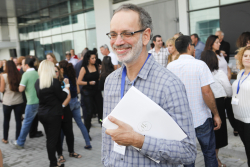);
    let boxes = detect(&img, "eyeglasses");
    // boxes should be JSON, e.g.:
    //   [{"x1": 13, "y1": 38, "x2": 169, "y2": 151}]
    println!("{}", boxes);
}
[
  {"x1": 106, "y1": 29, "x2": 146, "y2": 40},
  {"x1": 190, "y1": 43, "x2": 195, "y2": 46}
]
